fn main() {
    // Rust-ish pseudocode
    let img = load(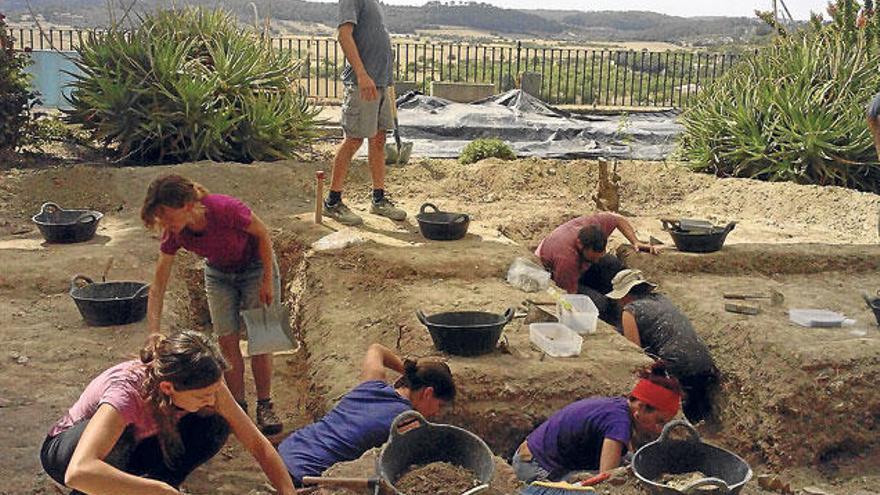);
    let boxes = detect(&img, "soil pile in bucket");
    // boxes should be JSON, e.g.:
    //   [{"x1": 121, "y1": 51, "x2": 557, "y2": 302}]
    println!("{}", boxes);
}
[
  {"x1": 657, "y1": 471, "x2": 708, "y2": 491},
  {"x1": 395, "y1": 462, "x2": 481, "y2": 495}
]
